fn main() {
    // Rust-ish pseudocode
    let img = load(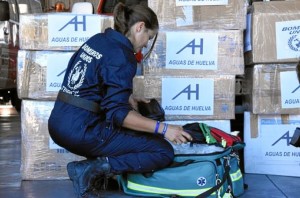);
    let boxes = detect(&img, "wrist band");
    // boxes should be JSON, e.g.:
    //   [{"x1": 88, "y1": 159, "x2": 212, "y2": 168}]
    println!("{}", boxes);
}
[
  {"x1": 154, "y1": 121, "x2": 160, "y2": 134},
  {"x1": 162, "y1": 123, "x2": 168, "y2": 136}
]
